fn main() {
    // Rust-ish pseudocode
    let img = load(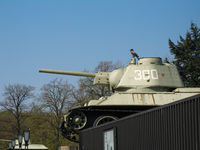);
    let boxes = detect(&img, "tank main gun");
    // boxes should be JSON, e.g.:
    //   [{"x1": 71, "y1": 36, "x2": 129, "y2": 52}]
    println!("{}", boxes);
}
[
  {"x1": 39, "y1": 69, "x2": 110, "y2": 85},
  {"x1": 39, "y1": 69, "x2": 96, "y2": 77}
]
